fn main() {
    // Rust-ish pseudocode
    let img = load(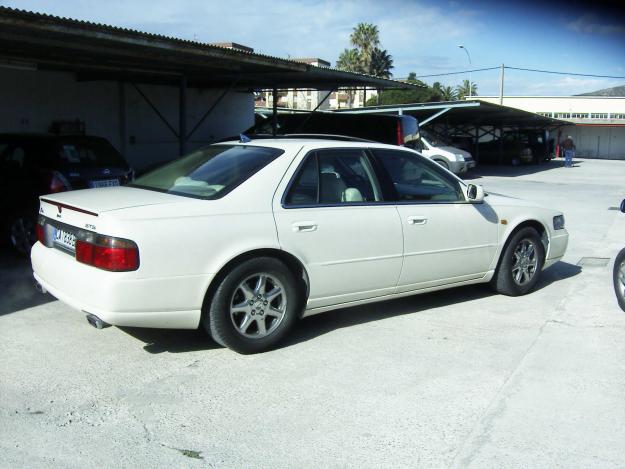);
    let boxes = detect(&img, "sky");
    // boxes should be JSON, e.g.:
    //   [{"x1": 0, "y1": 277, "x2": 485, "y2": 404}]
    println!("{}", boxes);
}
[{"x1": 2, "y1": 0, "x2": 625, "y2": 95}]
